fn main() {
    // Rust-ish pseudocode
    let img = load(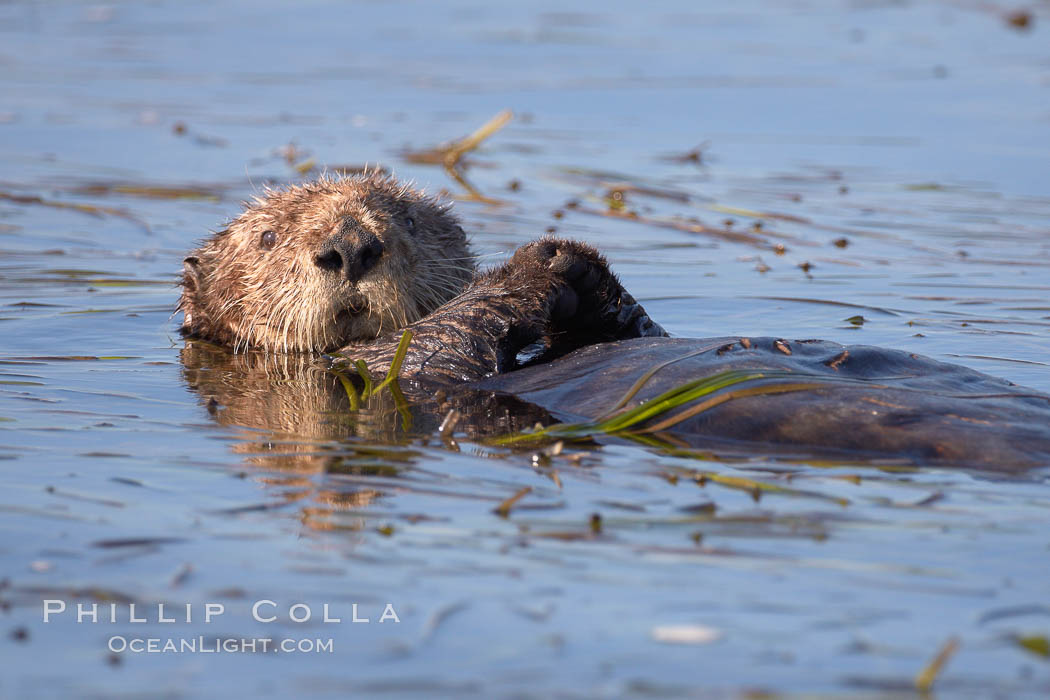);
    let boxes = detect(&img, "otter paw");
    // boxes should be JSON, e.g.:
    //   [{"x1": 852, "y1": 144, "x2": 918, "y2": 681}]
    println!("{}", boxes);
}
[
  {"x1": 512, "y1": 237, "x2": 667, "y2": 341},
  {"x1": 508, "y1": 237, "x2": 608, "y2": 318}
]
